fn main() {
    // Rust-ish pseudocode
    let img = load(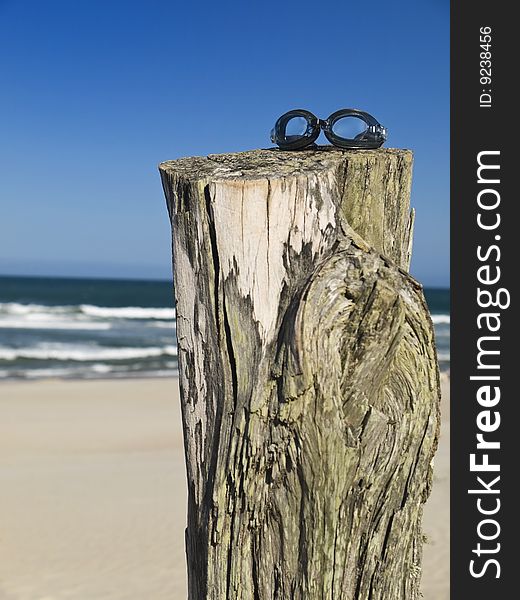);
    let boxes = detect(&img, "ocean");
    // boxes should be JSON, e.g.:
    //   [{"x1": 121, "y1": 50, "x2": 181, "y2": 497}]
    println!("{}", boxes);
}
[{"x1": 0, "y1": 276, "x2": 450, "y2": 380}]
